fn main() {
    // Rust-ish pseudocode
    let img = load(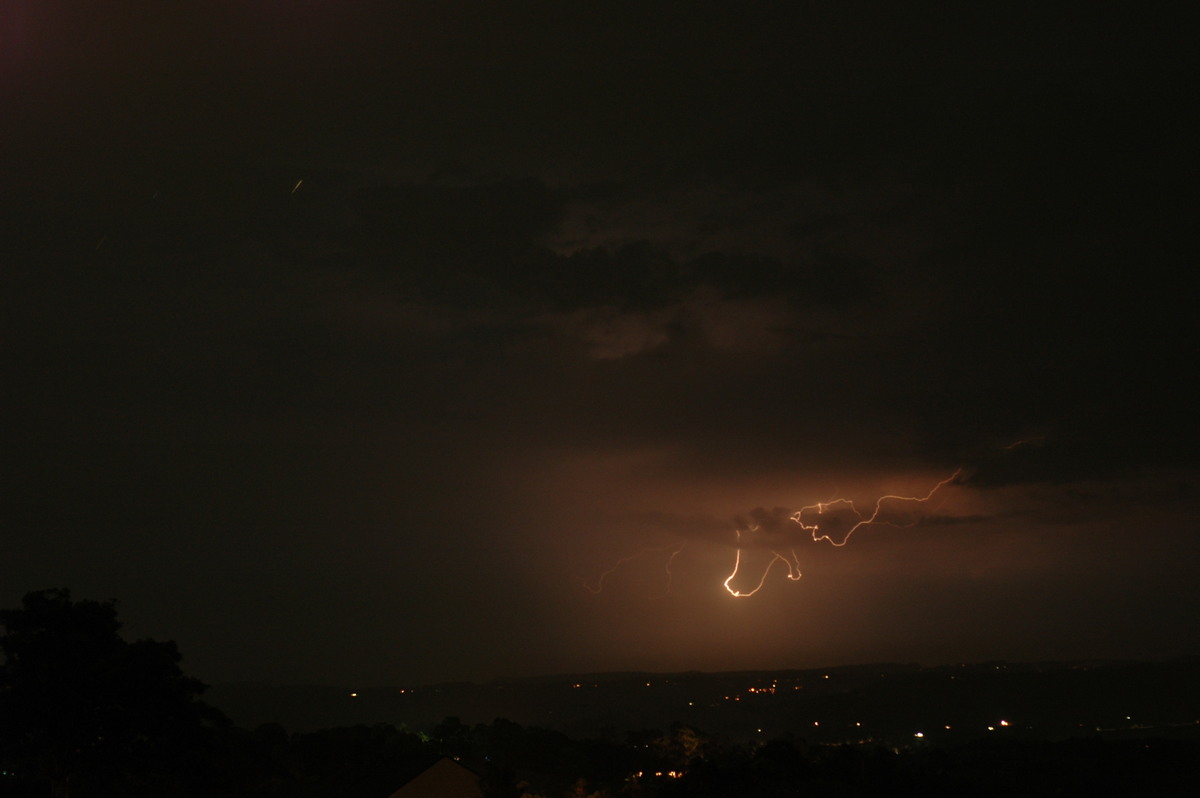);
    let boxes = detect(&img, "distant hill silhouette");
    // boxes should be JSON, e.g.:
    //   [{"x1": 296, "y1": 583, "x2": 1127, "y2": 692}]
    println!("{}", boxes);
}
[{"x1": 207, "y1": 659, "x2": 1200, "y2": 744}]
